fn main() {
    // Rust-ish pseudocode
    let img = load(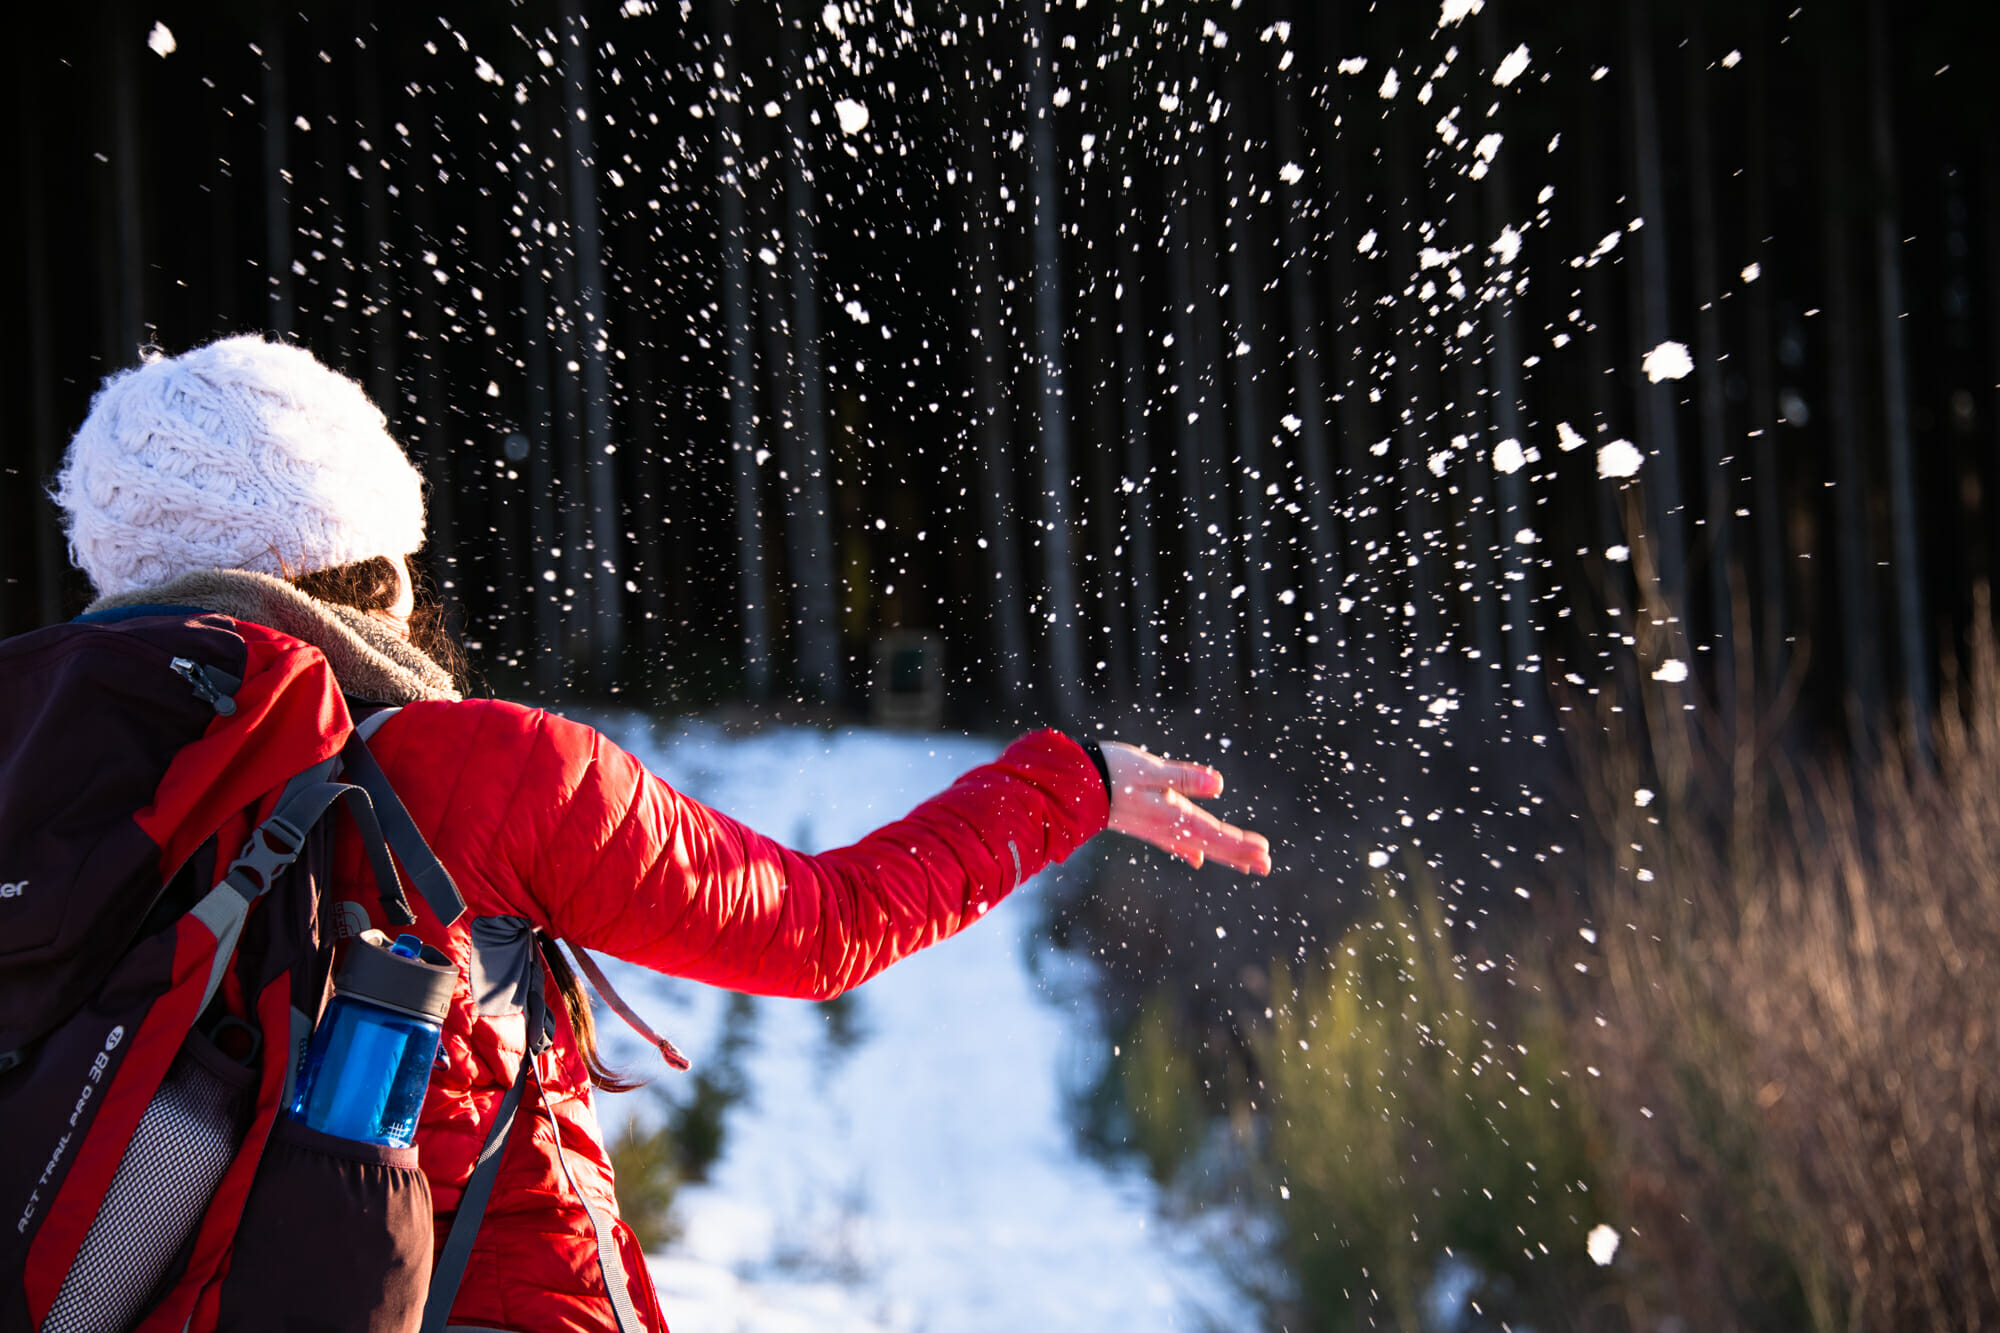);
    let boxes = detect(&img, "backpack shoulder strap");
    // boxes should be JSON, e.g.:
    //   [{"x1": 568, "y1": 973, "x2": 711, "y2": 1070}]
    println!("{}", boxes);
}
[{"x1": 422, "y1": 935, "x2": 646, "y2": 1333}]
